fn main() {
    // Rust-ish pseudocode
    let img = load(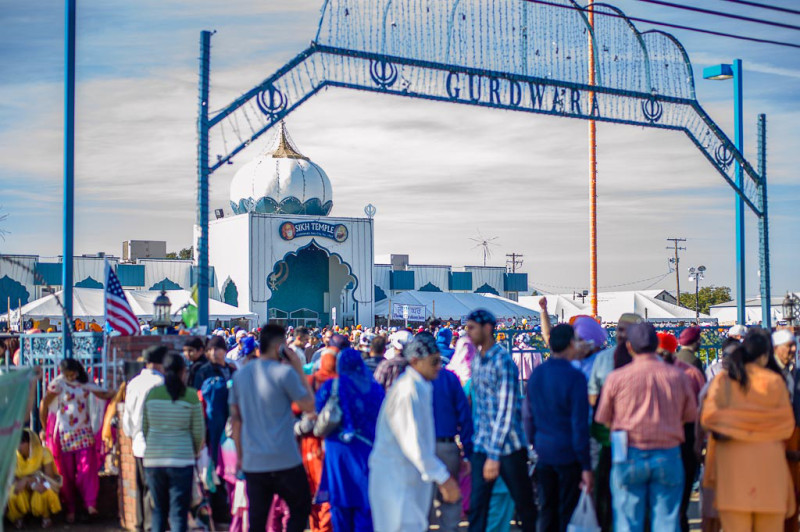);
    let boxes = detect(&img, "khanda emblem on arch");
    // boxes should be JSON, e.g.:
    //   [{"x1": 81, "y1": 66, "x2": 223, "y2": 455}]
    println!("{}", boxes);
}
[
  {"x1": 256, "y1": 85, "x2": 288, "y2": 120},
  {"x1": 268, "y1": 261, "x2": 289, "y2": 291},
  {"x1": 369, "y1": 60, "x2": 398, "y2": 89},
  {"x1": 641, "y1": 97, "x2": 663, "y2": 123},
  {"x1": 714, "y1": 143, "x2": 735, "y2": 170}
]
